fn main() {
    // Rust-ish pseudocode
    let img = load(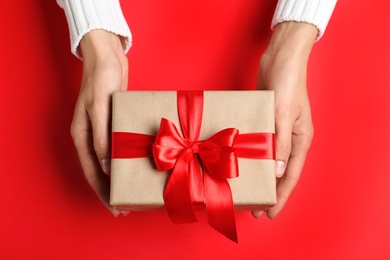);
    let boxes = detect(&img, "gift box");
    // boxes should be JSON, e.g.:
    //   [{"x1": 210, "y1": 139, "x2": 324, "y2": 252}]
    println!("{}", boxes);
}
[{"x1": 110, "y1": 91, "x2": 276, "y2": 242}]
